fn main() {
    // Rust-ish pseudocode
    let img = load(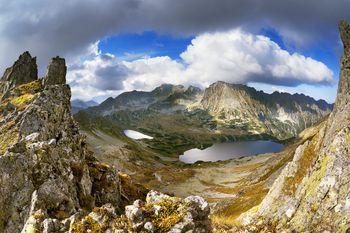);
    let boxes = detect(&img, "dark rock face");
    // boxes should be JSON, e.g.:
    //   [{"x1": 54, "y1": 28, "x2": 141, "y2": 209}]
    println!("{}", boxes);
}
[
  {"x1": 0, "y1": 52, "x2": 38, "y2": 94},
  {"x1": 42, "y1": 56, "x2": 67, "y2": 86}
]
